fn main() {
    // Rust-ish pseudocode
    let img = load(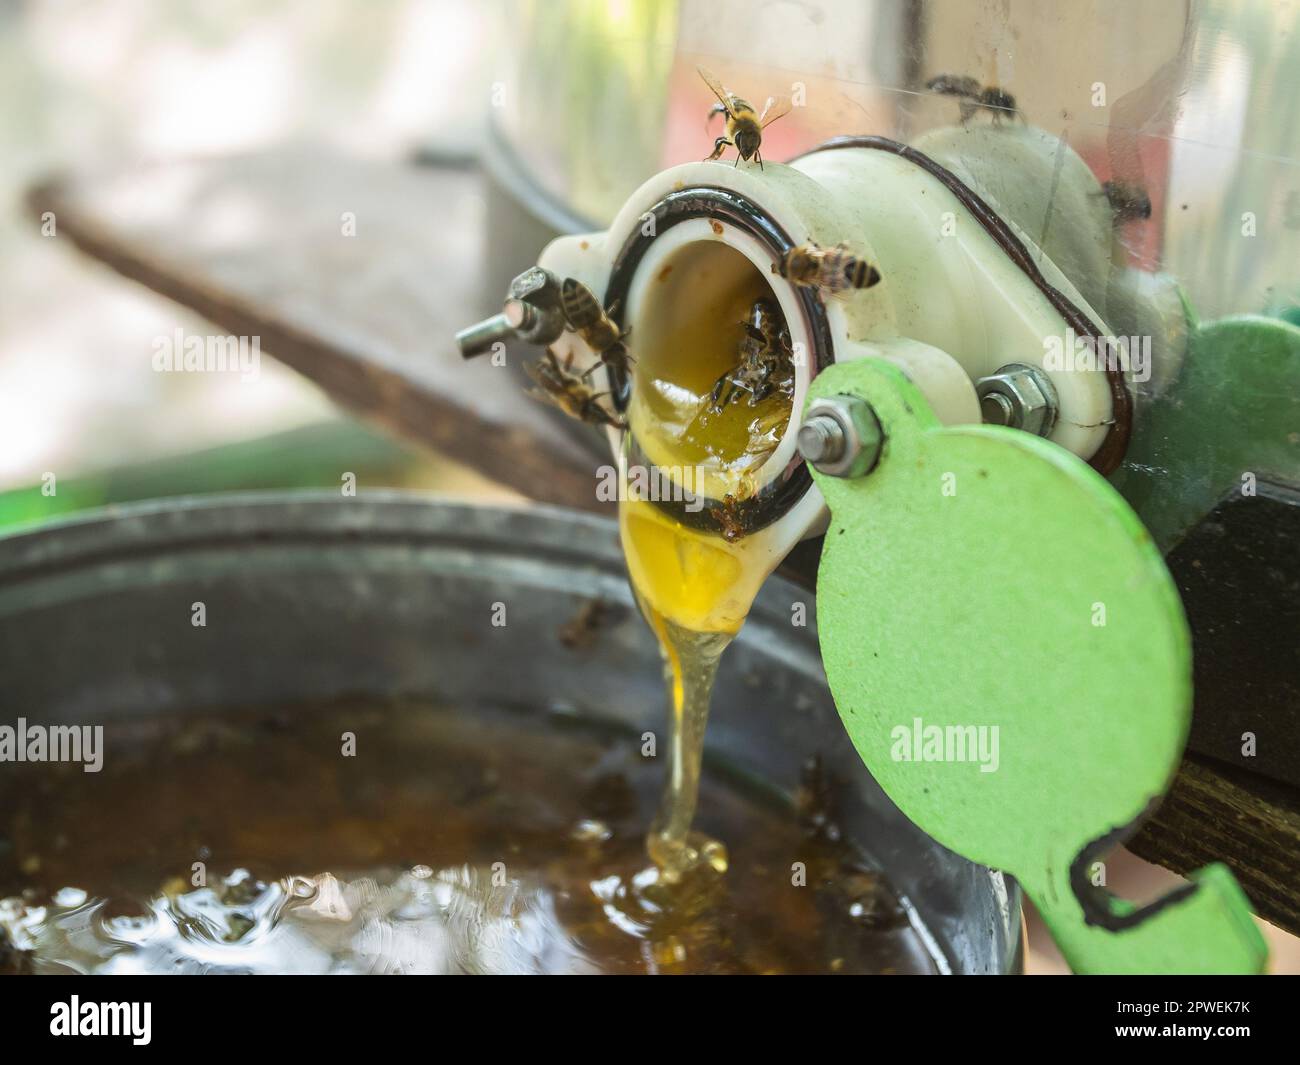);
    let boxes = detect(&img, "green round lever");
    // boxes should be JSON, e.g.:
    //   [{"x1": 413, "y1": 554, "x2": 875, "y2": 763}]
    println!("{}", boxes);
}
[{"x1": 808, "y1": 358, "x2": 1266, "y2": 975}]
